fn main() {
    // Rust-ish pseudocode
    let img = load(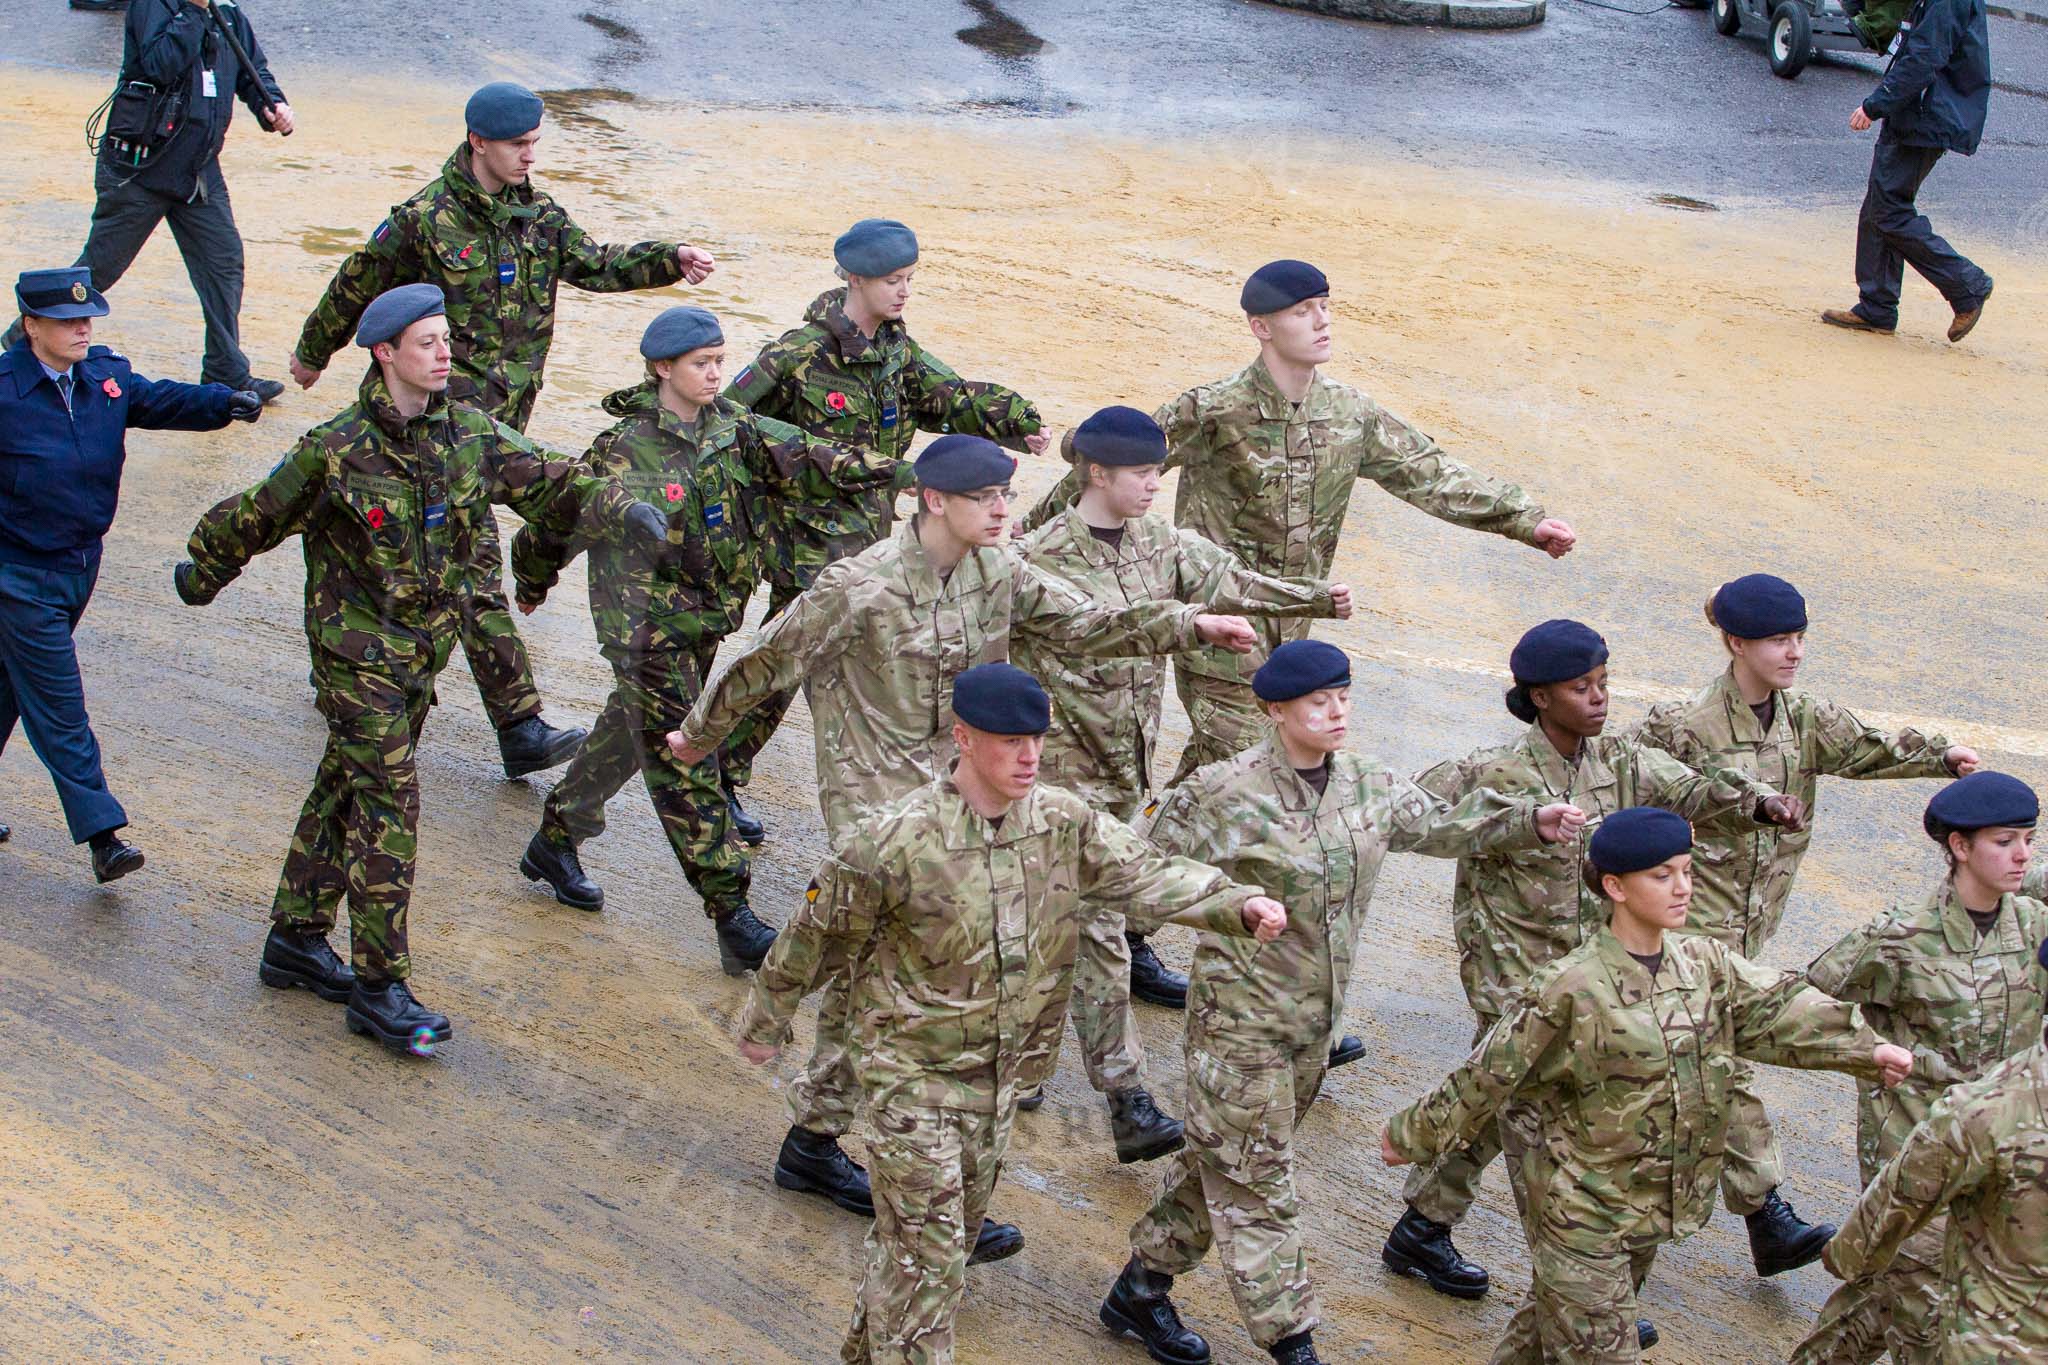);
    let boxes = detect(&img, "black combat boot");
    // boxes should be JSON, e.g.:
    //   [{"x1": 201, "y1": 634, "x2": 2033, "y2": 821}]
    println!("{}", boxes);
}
[
  {"x1": 1639, "y1": 1318, "x2": 1659, "y2": 1350},
  {"x1": 1327, "y1": 1034, "x2": 1365, "y2": 1069},
  {"x1": 519, "y1": 831, "x2": 604, "y2": 910},
  {"x1": 773, "y1": 1126, "x2": 873, "y2": 1215},
  {"x1": 1127, "y1": 931, "x2": 1188, "y2": 1009},
  {"x1": 1109, "y1": 1087, "x2": 1186, "y2": 1164},
  {"x1": 1747, "y1": 1187, "x2": 1834, "y2": 1276},
  {"x1": 722, "y1": 779, "x2": 766, "y2": 846},
  {"x1": 1017, "y1": 1086, "x2": 1045, "y2": 1111},
  {"x1": 345, "y1": 979, "x2": 453, "y2": 1055},
  {"x1": 968, "y1": 1218, "x2": 1024, "y2": 1265},
  {"x1": 1381, "y1": 1204, "x2": 1490, "y2": 1298},
  {"x1": 88, "y1": 830, "x2": 144, "y2": 884},
  {"x1": 0, "y1": 819, "x2": 11, "y2": 841},
  {"x1": 714, "y1": 903, "x2": 776, "y2": 975},
  {"x1": 498, "y1": 715, "x2": 586, "y2": 779},
  {"x1": 1268, "y1": 1329, "x2": 1321, "y2": 1364},
  {"x1": 1100, "y1": 1257, "x2": 1211, "y2": 1365},
  {"x1": 258, "y1": 924, "x2": 356, "y2": 1002}
]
